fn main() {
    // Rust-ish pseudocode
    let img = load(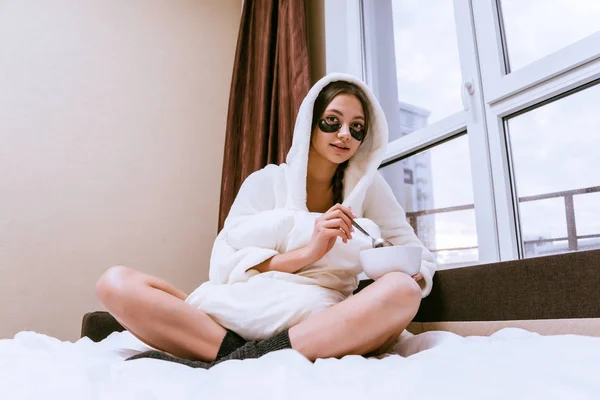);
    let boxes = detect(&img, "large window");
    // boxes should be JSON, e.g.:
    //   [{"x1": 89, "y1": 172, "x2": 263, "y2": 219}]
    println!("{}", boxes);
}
[
  {"x1": 325, "y1": 0, "x2": 600, "y2": 266},
  {"x1": 498, "y1": 0, "x2": 600, "y2": 72},
  {"x1": 380, "y1": 134, "x2": 479, "y2": 267},
  {"x1": 506, "y1": 82, "x2": 600, "y2": 257}
]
